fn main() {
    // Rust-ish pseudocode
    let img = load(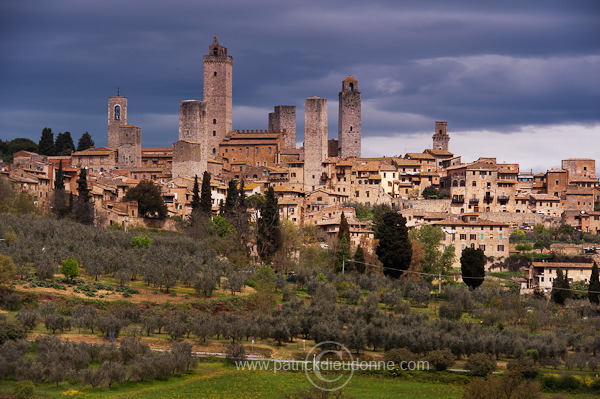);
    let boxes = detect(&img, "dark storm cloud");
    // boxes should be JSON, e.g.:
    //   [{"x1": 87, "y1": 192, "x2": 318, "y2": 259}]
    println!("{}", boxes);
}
[{"x1": 1, "y1": 0, "x2": 599, "y2": 150}]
